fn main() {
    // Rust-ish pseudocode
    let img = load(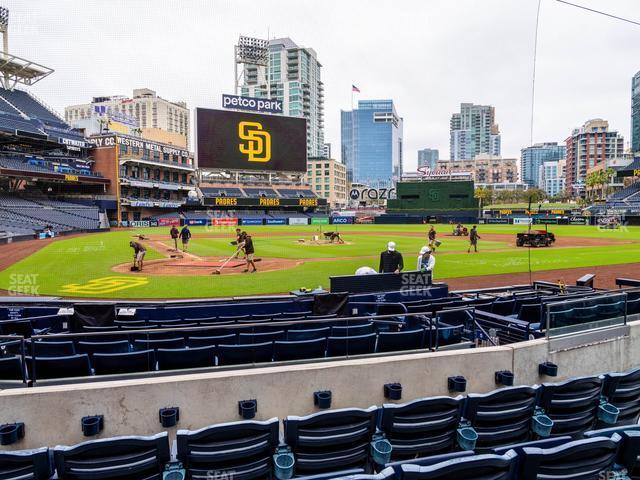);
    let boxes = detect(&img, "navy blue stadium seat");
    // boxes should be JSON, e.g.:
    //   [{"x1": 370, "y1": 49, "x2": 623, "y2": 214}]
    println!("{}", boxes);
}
[
  {"x1": 627, "y1": 298, "x2": 640, "y2": 315},
  {"x1": 26, "y1": 354, "x2": 91, "y2": 380},
  {"x1": 273, "y1": 338, "x2": 327, "y2": 361},
  {"x1": 238, "y1": 330, "x2": 285, "y2": 344},
  {"x1": 92, "y1": 350, "x2": 156, "y2": 375},
  {"x1": 380, "y1": 396, "x2": 463, "y2": 459},
  {"x1": 331, "y1": 323, "x2": 375, "y2": 337},
  {"x1": 326, "y1": 333, "x2": 377, "y2": 356},
  {"x1": 156, "y1": 346, "x2": 215, "y2": 370},
  {"x1": 27, "y1": 340, "x2": 75, "y2": 357},
  {"x1": 53, "y1": 432, "x2": 170, "y2": 480},
  {"x1": 0, "y1": 355, "x2": 25, "y2": 380},
  {"x1": 537, "y1": 376, "x2": 603, "y2": 437},
  {"x1": 115, "y1": 319, "x2": 146, "y2": 327},
  {"x1": 596, "y1": 301, "x2": 625, "y2": 319},
  {"x1": 0, "y1": 446, "x2": 53, "y2": 480},
  {"x1": 217, "y1": 342, "x2": 273, "y2": 365},
  {"x1": 491, "y1": 299, "x2": 515, "y2": 316},
  {"x1": 376, "y1": 330, "x2": 425, "y2": 353},
  {"x1": 516, "y1": 304, "x2": 542, "y2": 324},
  {"x1": 399, "y1": 450, "x2": 518, "y2": 480},
  {"x1": 176, "y1": 418, "x2": 279, "y2": 480},
  {"x1": 187, "y1": 333, "x2": 237, "y2": 348},
  {"x1": 436, "y1": 309, "x2": 473, "y2": 328},
  {"x1": 76, "y1": 340, "x2": 130, "y2": 356},
  {"x1": 287, "y1": 326, "x2": 331, "y2": 341},
  {"x1": 81, "y1": 325, "x2": 118, "y2": 332},
  {"x1": 464, "y1": 386, "x2": 538, "y2": 449},
  {"x1": 133, "y1": 337, "x2": 185, "y2": 350},
  {"x1": 602, "y1": 367, "x2": 640, "y2": 425},
  {"x1": 283, "y1": 406, "x2": 379, "y2": 475},
  {"x1": 518, "y1": 435, "x2": 622, "y2": 480}
]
